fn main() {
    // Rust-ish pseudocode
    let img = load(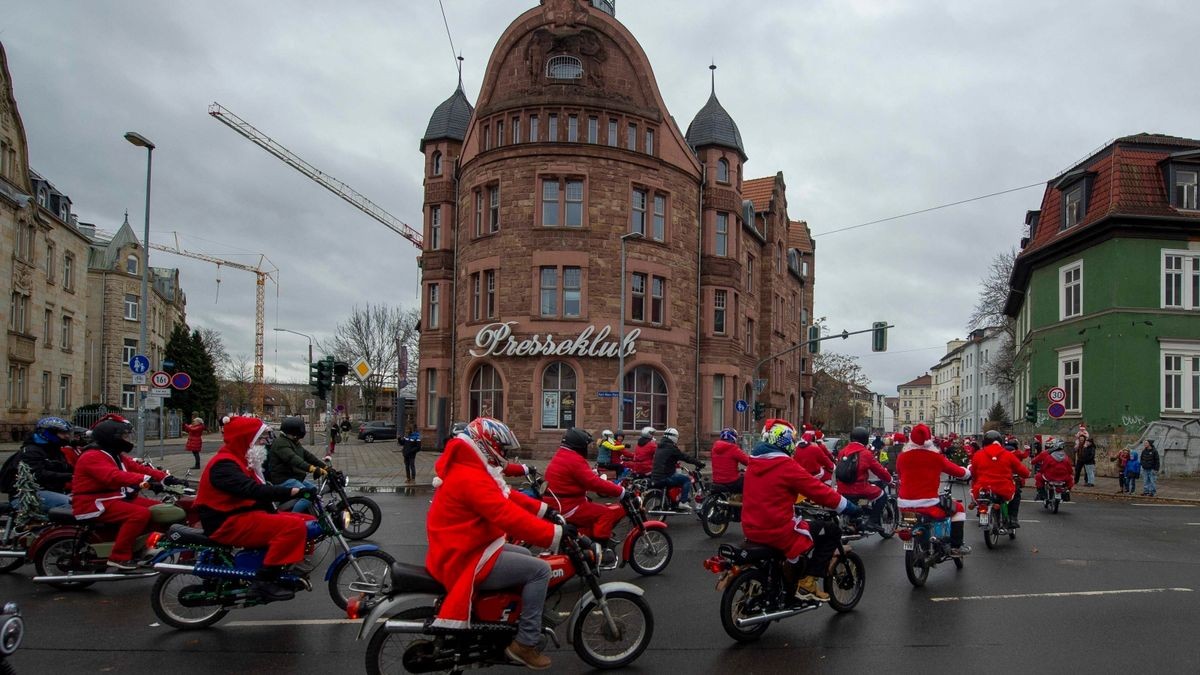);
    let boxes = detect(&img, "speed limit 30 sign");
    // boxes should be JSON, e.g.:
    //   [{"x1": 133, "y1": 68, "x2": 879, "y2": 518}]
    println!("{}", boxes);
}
[{"x1": 1047, "y1": 386, "x2": 1067, "y2": 404}]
